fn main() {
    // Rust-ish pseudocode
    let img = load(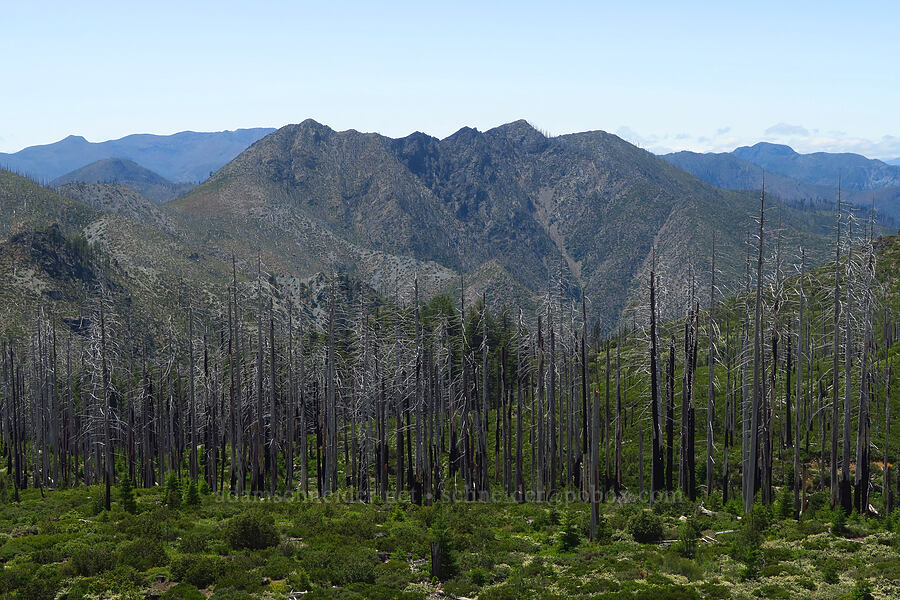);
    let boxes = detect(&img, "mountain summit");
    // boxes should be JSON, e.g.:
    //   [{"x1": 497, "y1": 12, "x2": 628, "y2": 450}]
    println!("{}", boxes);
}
[{"x1": 169, "y1": 120, "x2": 835, "y2": 329}]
